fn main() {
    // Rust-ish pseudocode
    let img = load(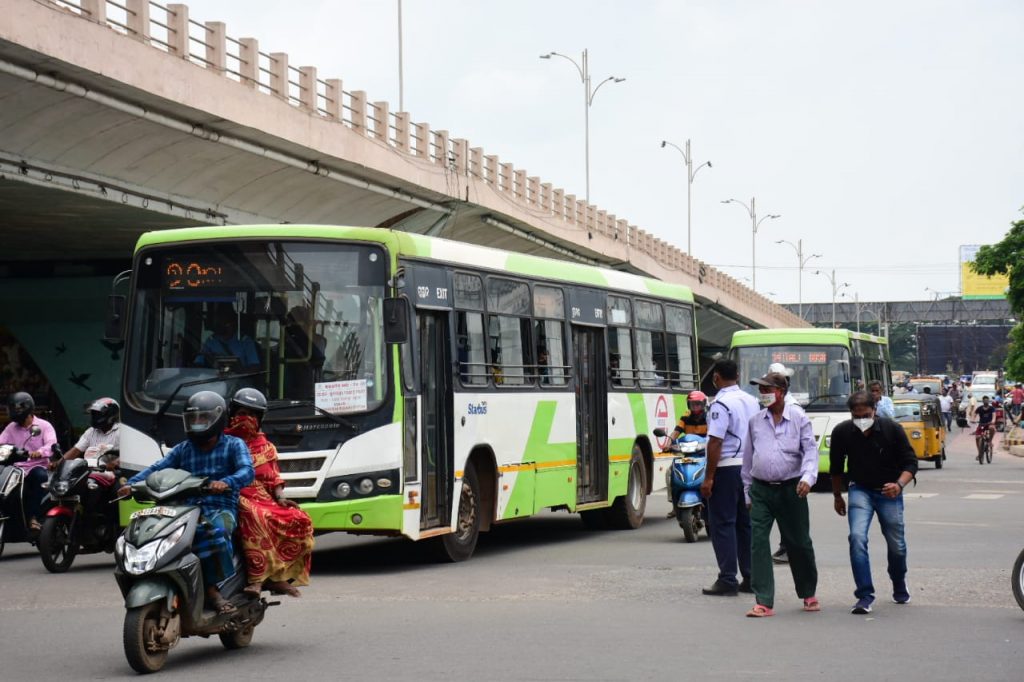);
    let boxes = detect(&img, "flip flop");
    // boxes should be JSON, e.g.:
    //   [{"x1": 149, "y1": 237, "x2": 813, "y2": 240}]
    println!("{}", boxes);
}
[
  {"x1": 210, "y1": 595, "x2": 237, "y2": 614},
  {"x1": 242, "y1": 584, "x2": 263, "y2": 598},
  {"x1": 29, "y1": 518, "x2": 42, "y2": 532},
  {"x1": 746, "y1": 604, "x2": 774, "y2": 618},
  {"x1": 803, "y1": 597, "x2": 821, "y2": 612}
]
